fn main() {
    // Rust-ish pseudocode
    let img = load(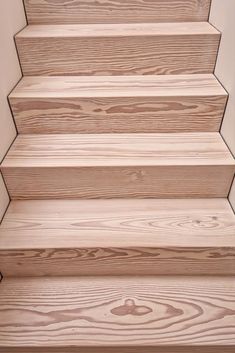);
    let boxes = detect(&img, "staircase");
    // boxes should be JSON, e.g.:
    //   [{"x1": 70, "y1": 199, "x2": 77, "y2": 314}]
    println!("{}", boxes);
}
[{"x1": 0, "y1": 0, "x2": 235, "y2": 351}]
